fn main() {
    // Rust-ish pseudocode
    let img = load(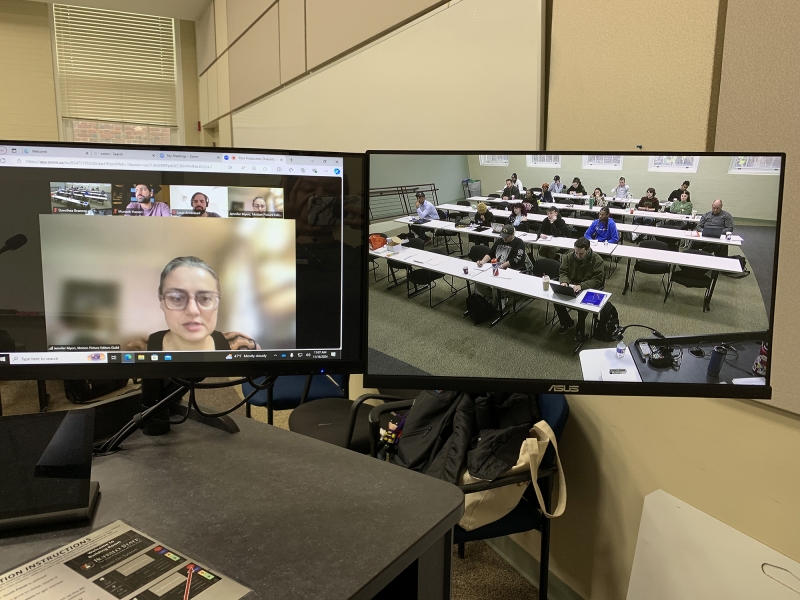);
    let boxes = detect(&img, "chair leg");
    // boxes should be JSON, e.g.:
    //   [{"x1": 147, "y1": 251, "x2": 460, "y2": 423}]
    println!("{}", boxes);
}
[
  {"x1": 457, "y1": 542, "x2": 465, "y2": 559},
  {"x1": 245, "y1": 402, "x2": 252, "y2": 418},
  {"x1": 539, "y1": 477, "x2": 553, "y2": 599},
  {"x1": 267, "y1": 386, "x2": 274, "y2": 425}
]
